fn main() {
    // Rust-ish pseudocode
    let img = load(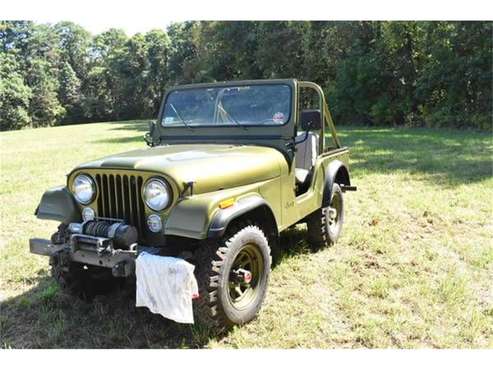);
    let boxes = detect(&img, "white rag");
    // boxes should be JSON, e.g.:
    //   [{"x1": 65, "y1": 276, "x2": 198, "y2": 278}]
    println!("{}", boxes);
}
[{"x1": 135, "y1": 252, "x2": 199, "y2": 324}]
